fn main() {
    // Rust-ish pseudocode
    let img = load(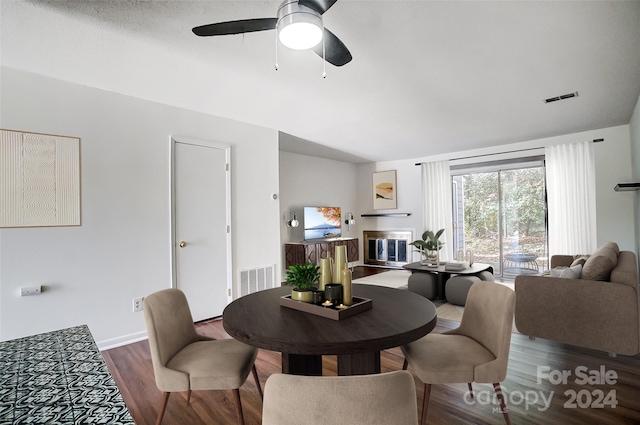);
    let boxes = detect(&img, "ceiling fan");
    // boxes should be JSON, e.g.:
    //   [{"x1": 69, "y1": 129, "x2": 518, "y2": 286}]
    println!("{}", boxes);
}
[{"x1": 192, "y1": 0, "x2": 352, "y2": 67}]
